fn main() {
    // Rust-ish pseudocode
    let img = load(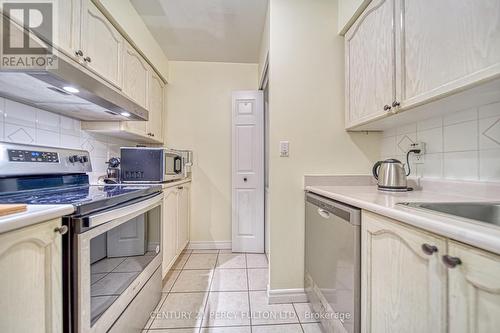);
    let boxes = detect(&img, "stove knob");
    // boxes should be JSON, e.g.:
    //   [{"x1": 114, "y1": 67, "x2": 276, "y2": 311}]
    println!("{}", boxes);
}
[
  {"x1": 78, "y1": 155, "x2": 88, "y2": 163},
  {"x1": 69, "y1": 155, "x2": 78, "y2": 163}
]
